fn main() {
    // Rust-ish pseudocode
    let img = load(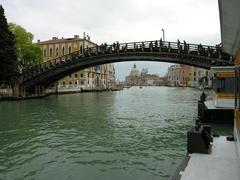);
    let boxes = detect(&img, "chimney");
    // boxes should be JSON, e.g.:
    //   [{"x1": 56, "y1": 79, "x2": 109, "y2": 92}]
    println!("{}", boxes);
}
[
  {"x1": 74, "y1": 35, "x2": 79, "y2": 39},
  {"x1": 37, "y1": 39, "x2": 40, "y2": 43},
  {"x1": 52, "y1": 37, "x2": 58, "y2": 40}
]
